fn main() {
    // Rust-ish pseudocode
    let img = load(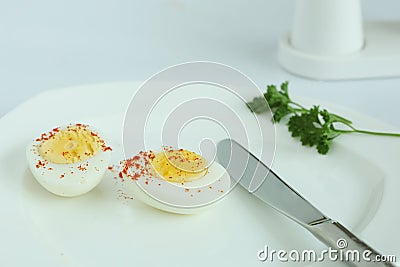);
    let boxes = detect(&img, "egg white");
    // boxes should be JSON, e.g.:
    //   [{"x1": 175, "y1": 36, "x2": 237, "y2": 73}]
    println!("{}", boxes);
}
[
  {"x1": 26, "y1": 125, "x2": 112, "y2": 197},
  {"x1": 123, "y1": 153, "x2": 231, "y2": 214}
]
